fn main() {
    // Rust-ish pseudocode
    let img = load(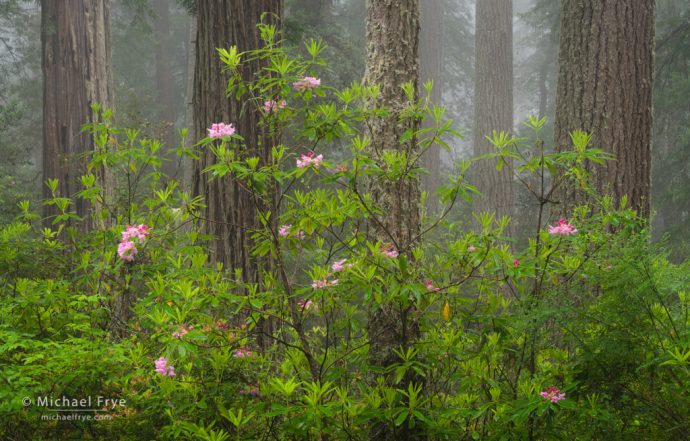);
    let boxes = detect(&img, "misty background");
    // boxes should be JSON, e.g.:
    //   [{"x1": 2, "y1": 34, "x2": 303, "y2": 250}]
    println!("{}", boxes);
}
[{"x1": 0, "y1": 0, "x2": 687, "y2": 255}]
